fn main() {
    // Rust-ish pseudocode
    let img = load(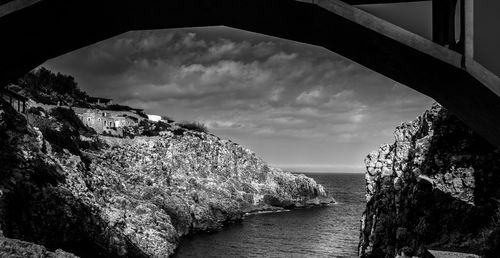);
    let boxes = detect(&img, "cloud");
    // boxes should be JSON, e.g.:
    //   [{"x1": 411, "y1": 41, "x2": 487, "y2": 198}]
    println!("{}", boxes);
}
[
  {"x1": 296, "y1": 89, "x2": 323, "y2": 105},
  {"x1": 44, "y1": 26, "x2": 435, "y2": 171}
]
